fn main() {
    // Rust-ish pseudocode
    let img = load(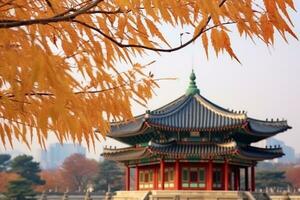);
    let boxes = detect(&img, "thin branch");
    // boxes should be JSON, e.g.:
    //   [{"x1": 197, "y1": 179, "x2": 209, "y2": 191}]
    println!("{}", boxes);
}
[
  {"x1": 86, "y1": 8, "x2": 124, "y2": 15},
  {"x1": 0, "y1": 0, "x2": 103, "y2": 28},
  {"x1": 72, "y1": 0, "x2": 228, "y2": 53},
  {"x1": 73, "y1": 17, "x2": 210, "y2": 53},
  {"x1": 0, "y1": 0, "x2": 229, "y2": 55},
  {"x1": 204, "y1": 21, "x2": 237, "y2": 32},
  {"x1": 52, "y1": 1, "x2": 91, "y2": 18},
  {"x1": 78, "y1": 20, "x2": 236, "y2": 55},
  {"x1": 0, "y1": 78, "x2": 175, "y2": 99}
]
